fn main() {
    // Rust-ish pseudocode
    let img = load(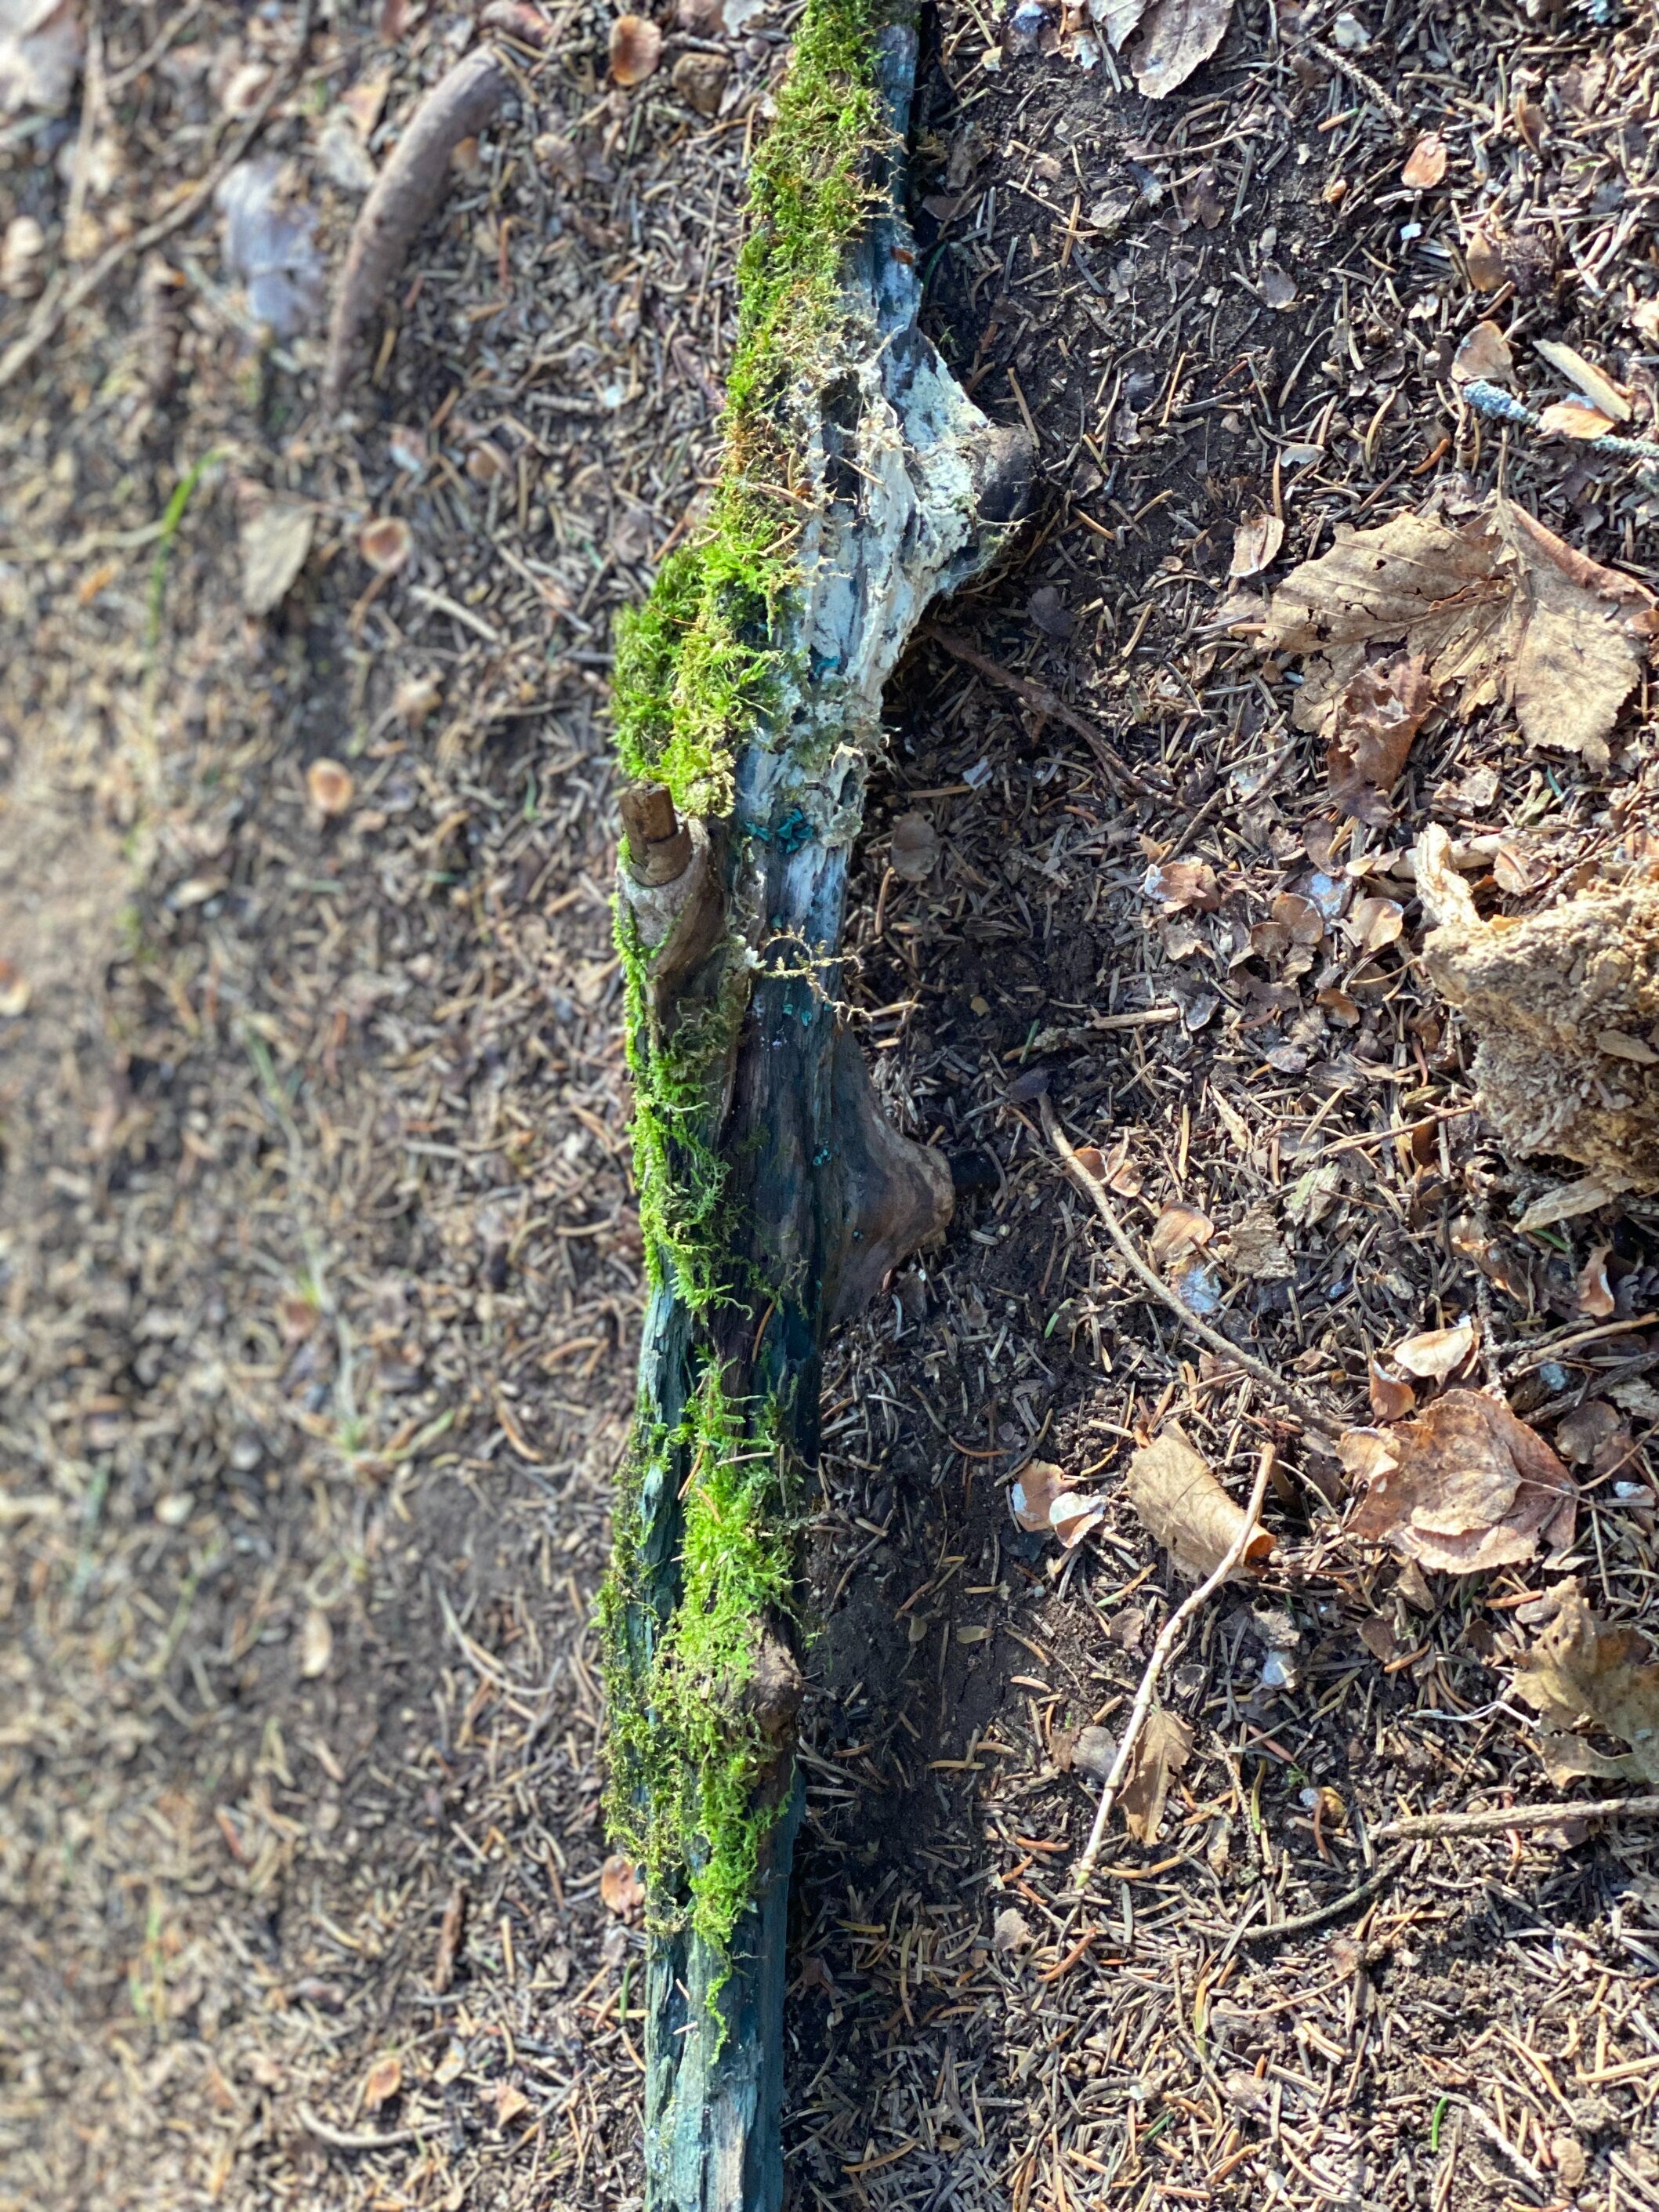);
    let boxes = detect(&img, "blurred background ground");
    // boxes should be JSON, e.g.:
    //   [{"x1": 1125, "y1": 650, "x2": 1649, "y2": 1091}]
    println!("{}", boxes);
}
[{"x1": 5, "y1": 2, "x2": 1659, "y2": 2210}]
